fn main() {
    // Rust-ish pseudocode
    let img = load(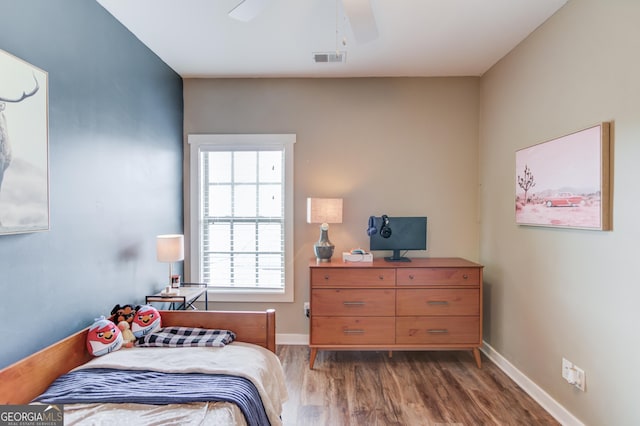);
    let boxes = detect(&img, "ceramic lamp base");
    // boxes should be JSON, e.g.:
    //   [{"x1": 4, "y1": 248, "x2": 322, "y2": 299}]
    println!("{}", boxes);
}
[{"x1": 314, "y1": 227, "x2": 334, "y2": 262}]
